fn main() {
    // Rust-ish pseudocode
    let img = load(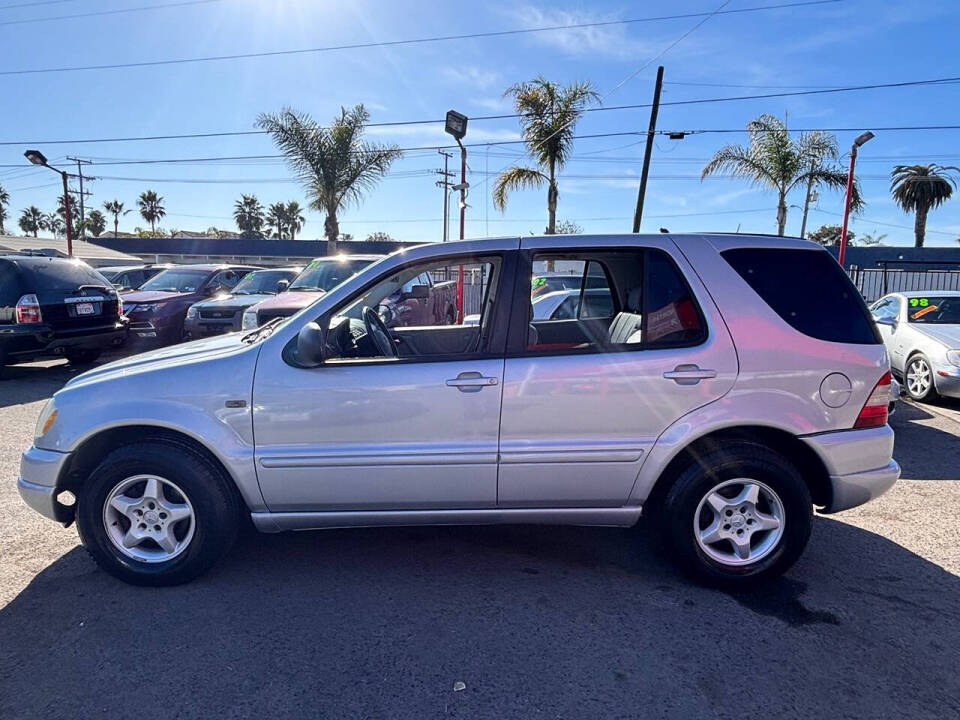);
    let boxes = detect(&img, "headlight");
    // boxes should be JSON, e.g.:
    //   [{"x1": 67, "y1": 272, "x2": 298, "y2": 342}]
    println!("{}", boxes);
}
[
  {"x1": 946, "y1": 350, "x2": 960, "y2": 367},
  {"x1": 123, "y1": 303, "x2": 138, "y2": 314},
  {"x1": 241, "y1": 310, "x2": 258, "y2": 330},
  {"x1": 186, "y1": 305, "x2": 198, "y2": 319},
  {"x1": 35, "y1": 400, "x2": 58, "y2": 440}
]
